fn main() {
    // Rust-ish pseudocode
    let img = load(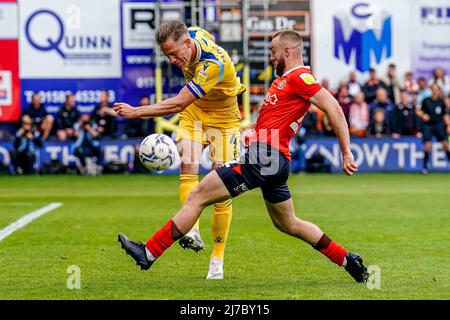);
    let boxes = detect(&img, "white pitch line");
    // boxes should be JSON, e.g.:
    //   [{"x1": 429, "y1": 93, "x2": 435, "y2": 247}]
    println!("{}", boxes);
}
[{"x1": 0, "y1": 202, "x2": 63, "y2": 242}]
